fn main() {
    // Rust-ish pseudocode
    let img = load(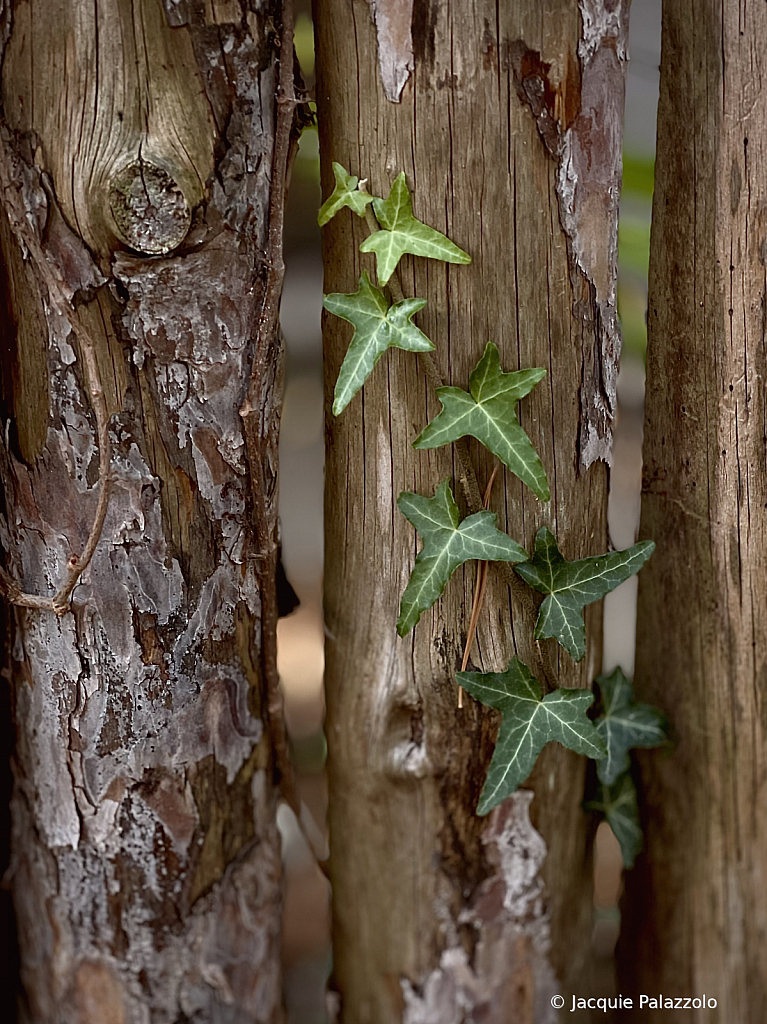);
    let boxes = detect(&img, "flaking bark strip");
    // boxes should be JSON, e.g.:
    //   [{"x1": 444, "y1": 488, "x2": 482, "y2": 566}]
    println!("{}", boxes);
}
[
  {"x1": 367, "y1": 0, "x2": 414, "y2": 102},
  {"x1": 509, "y1": 0, "x2": 628, "y2": 468}
]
